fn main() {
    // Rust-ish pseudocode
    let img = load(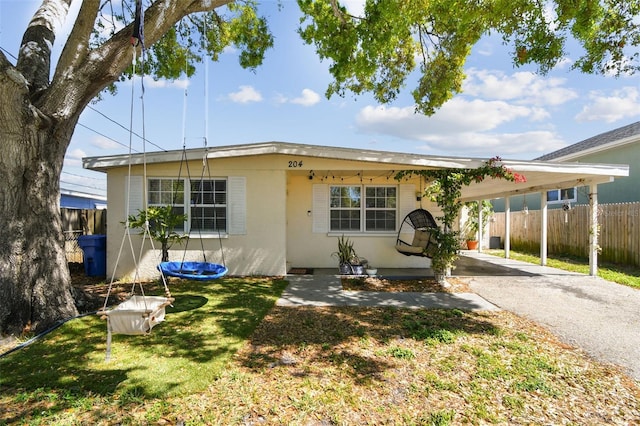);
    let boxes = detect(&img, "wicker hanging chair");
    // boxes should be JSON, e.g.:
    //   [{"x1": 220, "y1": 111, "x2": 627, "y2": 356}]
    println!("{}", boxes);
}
[{"x1": 395, "y1": 209, "x2": 439, "y2": 258}]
